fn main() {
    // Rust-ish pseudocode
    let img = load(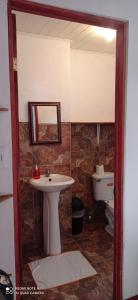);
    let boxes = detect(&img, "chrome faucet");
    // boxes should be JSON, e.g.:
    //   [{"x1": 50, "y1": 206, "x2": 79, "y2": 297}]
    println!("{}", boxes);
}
[{"x1": 45, "y1": 169, "x2": 50, "y2": 177}]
